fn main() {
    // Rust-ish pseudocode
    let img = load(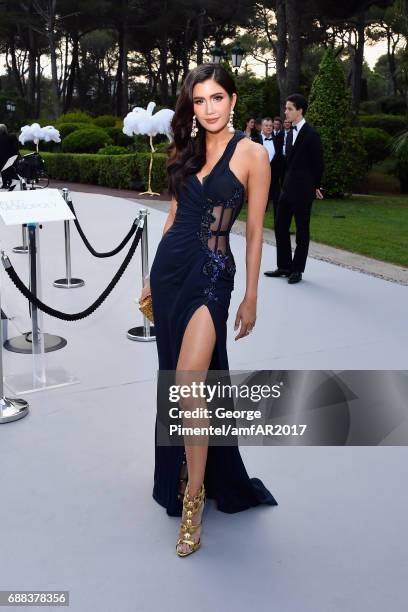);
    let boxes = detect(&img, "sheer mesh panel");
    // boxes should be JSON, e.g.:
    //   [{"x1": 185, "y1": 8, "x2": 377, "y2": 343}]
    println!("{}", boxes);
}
[{"x1": 208, "y1": 205, "x2": 234, "y2": 254}]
